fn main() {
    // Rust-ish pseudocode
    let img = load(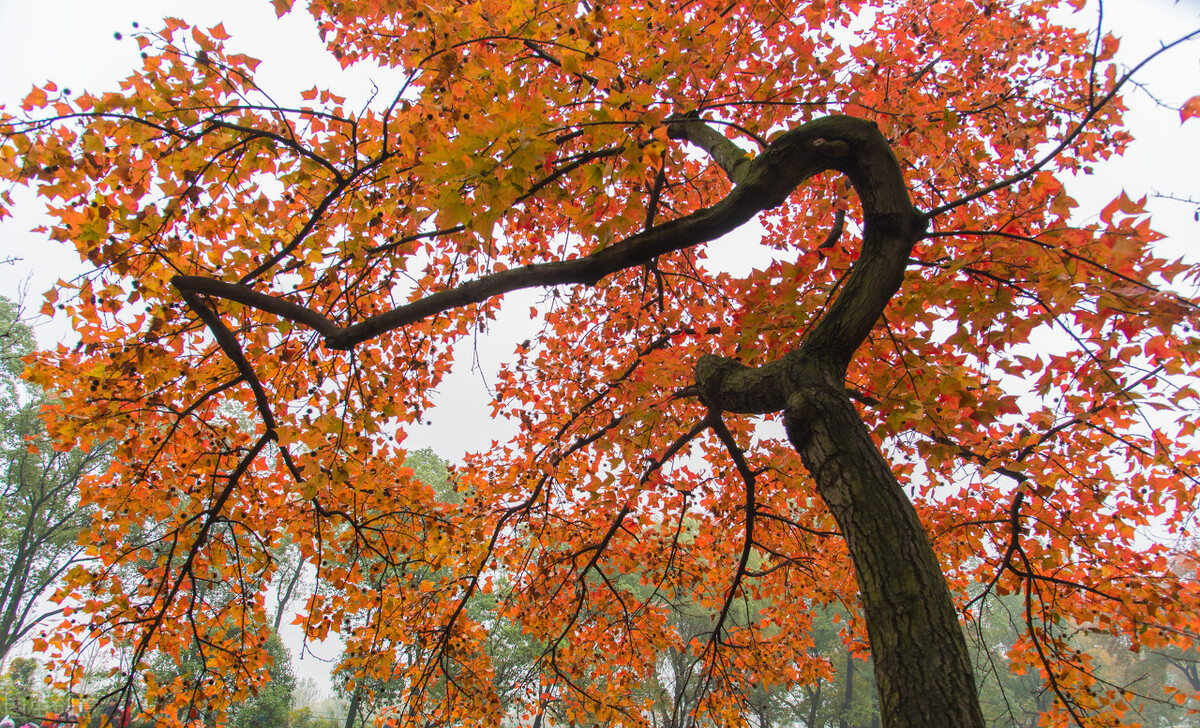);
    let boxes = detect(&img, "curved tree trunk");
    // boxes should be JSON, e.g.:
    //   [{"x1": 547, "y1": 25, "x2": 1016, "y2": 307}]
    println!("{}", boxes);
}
[{"x1": 682, "y1": 115, "x2": 987, "y2": 728}]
